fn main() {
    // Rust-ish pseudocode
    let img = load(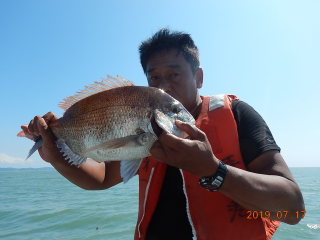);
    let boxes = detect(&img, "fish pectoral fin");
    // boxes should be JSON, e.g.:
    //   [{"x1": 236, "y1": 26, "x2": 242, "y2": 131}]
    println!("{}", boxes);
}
[
  {"x1": 120, "y1": 159, "x2": 143, "y2": 184},
  {"x1": 82, "y1": 132, "x2": 155, "y2": 154}
]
